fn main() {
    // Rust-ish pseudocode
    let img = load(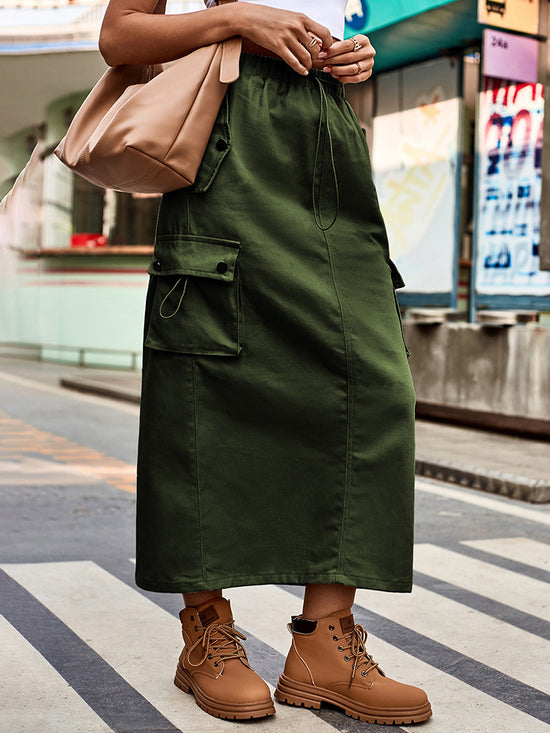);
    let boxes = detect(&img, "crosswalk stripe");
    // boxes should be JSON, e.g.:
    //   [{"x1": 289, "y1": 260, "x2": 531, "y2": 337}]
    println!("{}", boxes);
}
[
  {"x1": 0, "y1": 561, "x2": 336, "y2": 733},
  {"x1": 0, "y1": 613, "x2": 113, "y2": 733},
  {"x1": 229, "y1": 584, "x2": 550, "y2": 733},
  {"x1": 461, "y1": 537, "x2": 550, "y2": 573},
  {"x1": 416, "y1": 479, "x2": 550, "y2": 526},
  {"x1": 414, "y1": 544, "x2": 550, "y2": 623},
  {"x1": 354, "y1": 583, "x2": 550, "y2": 696}
]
